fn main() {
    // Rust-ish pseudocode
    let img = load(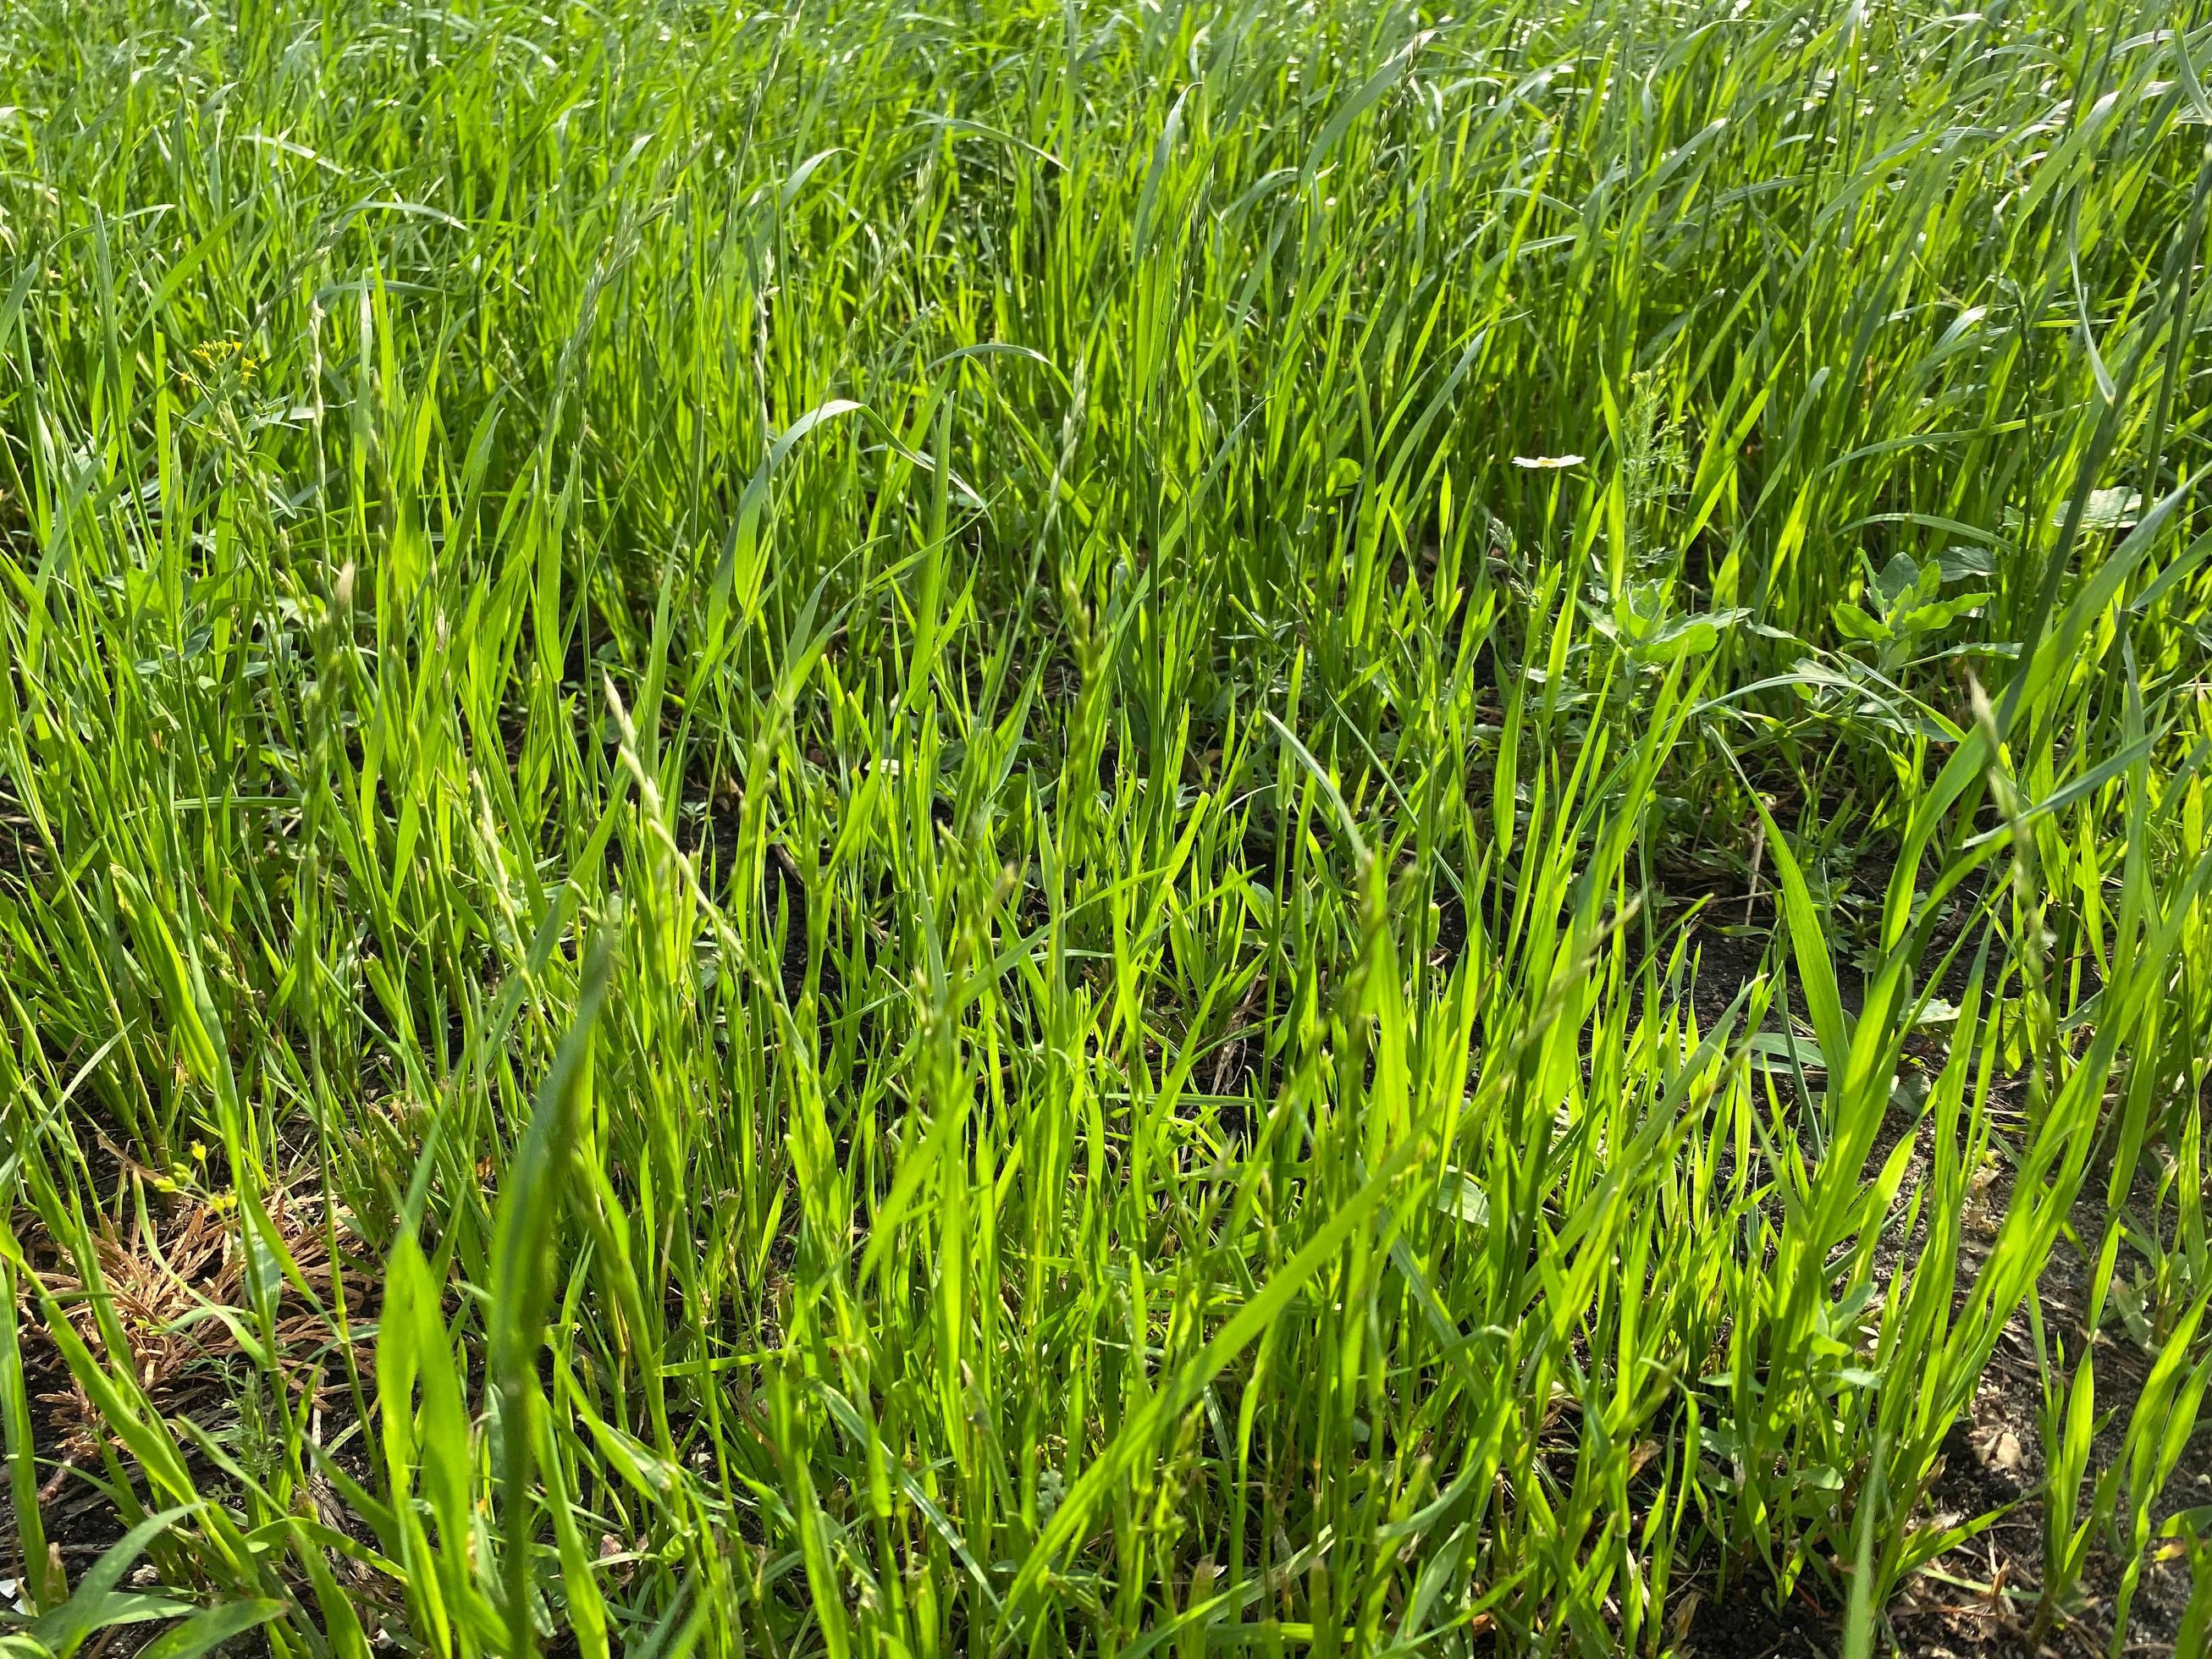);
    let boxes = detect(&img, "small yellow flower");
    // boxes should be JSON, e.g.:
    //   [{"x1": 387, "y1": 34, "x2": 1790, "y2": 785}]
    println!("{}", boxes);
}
[{"x1": 183, "y1": 339, "x2": 260, "y2": 385}]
